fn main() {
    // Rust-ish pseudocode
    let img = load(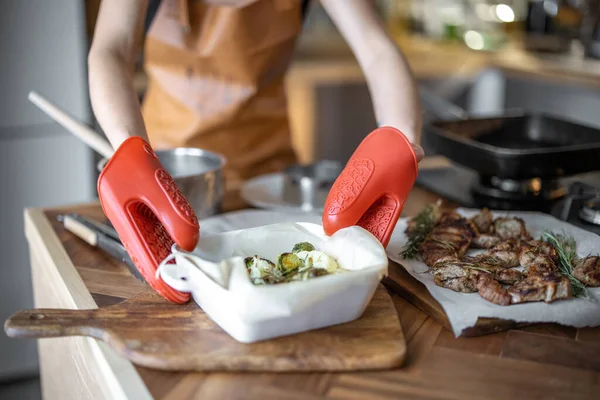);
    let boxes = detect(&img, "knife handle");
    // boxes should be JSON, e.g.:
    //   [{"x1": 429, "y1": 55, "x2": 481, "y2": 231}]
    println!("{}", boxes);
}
[{"x1": 63, "y1": 215, "x2": 98, "y2": 246}]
